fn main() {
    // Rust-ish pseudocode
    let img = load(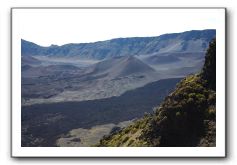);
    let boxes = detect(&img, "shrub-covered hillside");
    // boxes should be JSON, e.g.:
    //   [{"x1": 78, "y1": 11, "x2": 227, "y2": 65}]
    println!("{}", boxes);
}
[{"x1": 97, "y1": 39, "x2": 216, "y2": 147}]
